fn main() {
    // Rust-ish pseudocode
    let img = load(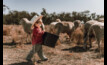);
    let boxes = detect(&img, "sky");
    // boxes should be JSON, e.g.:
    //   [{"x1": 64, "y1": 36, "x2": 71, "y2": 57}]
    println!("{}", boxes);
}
[{"x1": 3, "y1": 0, "x2": 104, "y2": 15}]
